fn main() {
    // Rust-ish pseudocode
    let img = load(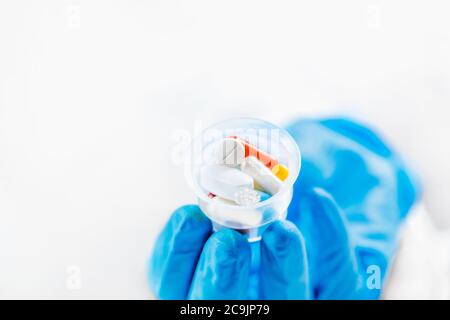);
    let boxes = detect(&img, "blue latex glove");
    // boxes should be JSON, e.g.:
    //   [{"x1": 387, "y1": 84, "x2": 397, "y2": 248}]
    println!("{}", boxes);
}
[
  {"x1": 286, "y1": 117, "x2": 419, "y2": 299},
  {"x1": 148, "y1": 205, "x2": 308, "y2": 299},
  {"x1": 148, "y1": 117, "x2": 420, "y2": 299}
]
